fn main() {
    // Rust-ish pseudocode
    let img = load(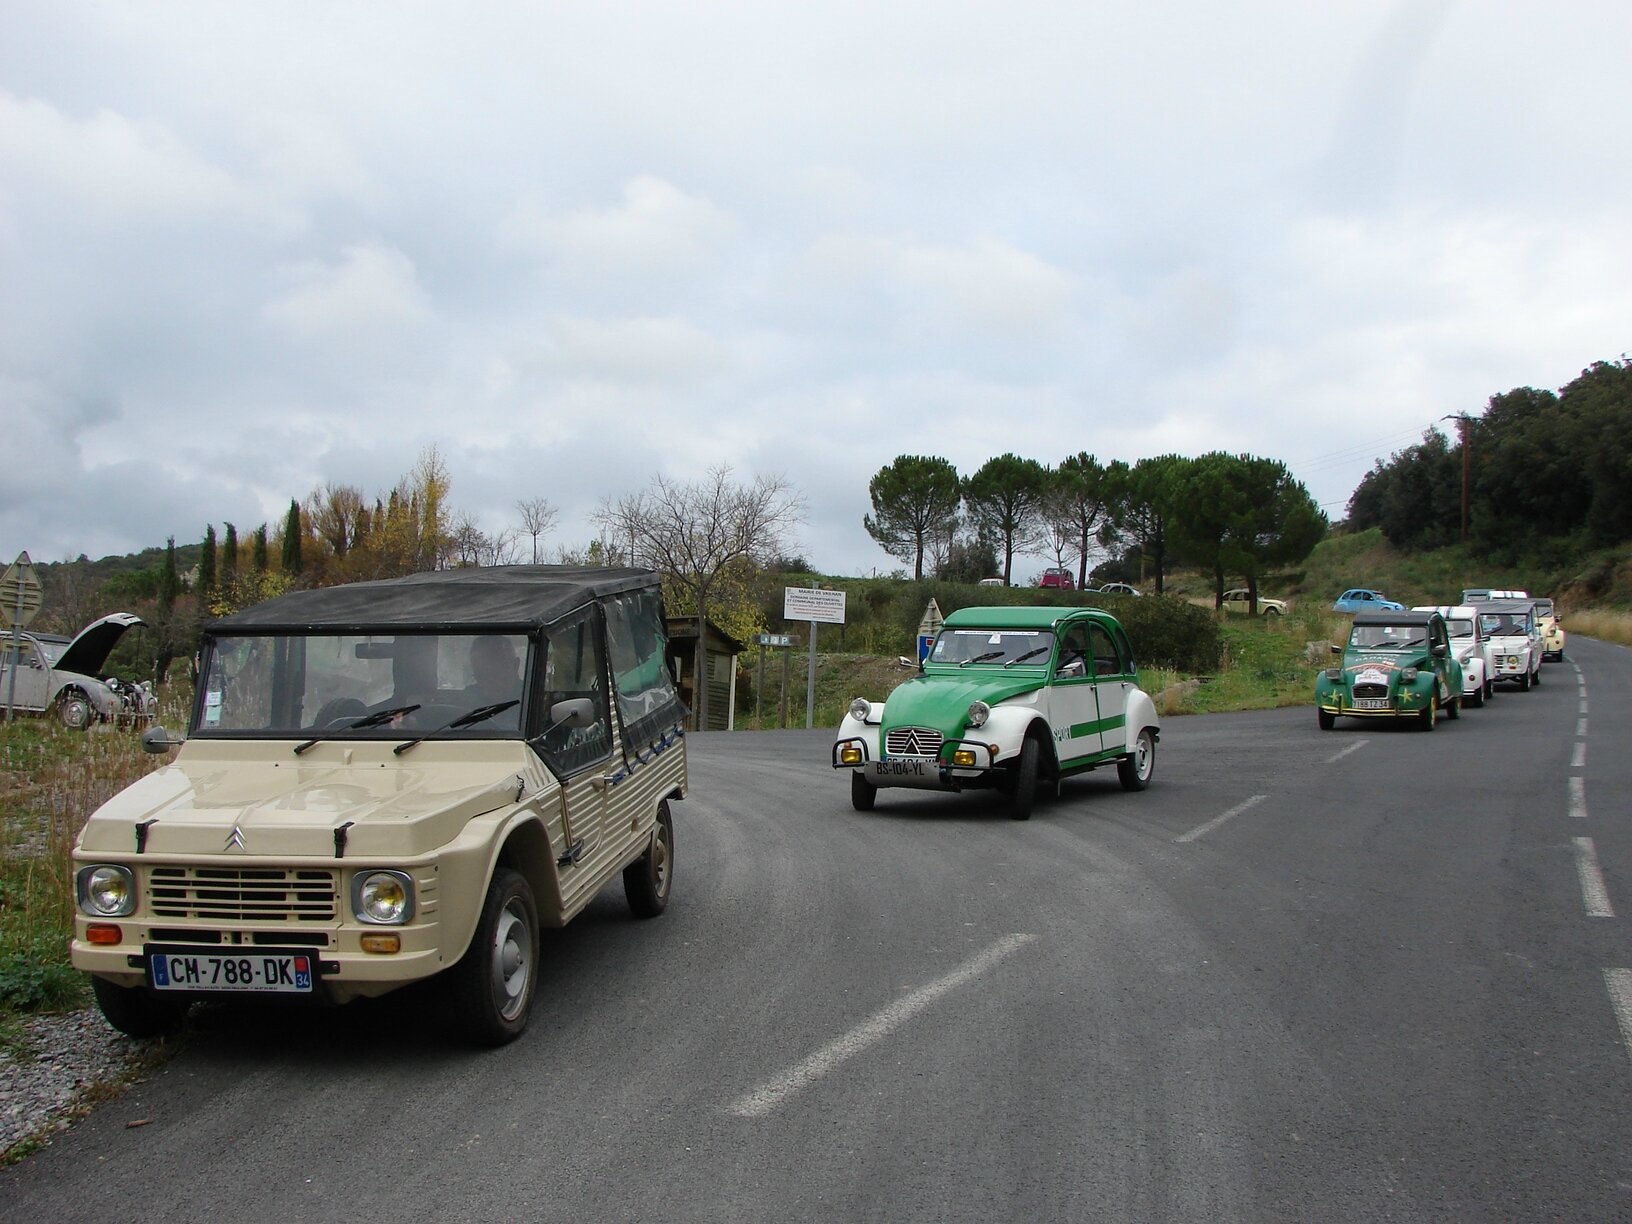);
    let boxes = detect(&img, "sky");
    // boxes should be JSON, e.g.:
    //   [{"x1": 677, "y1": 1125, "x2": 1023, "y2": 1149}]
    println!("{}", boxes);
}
[{"x1": 3, "y1": 1, "x2": 1629, "y2": 581}]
